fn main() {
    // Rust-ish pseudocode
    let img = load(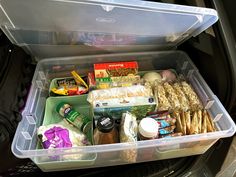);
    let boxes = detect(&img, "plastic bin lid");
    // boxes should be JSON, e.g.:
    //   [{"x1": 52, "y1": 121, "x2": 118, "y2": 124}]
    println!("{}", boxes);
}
[{"x1": 0, "y1": 0, "x2": 218, "y2": 59}]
